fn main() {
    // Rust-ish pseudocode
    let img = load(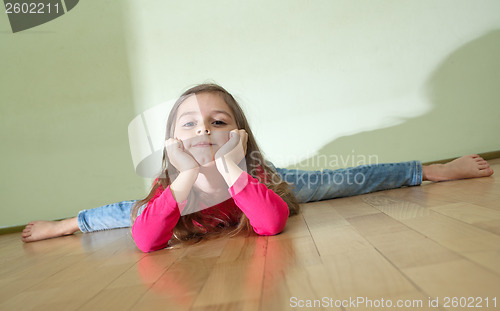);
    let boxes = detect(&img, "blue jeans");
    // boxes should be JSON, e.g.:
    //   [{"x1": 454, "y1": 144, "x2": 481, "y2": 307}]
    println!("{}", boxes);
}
[{"x1": 77, "y1": 161, "x2": 422, "y2": 232}]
